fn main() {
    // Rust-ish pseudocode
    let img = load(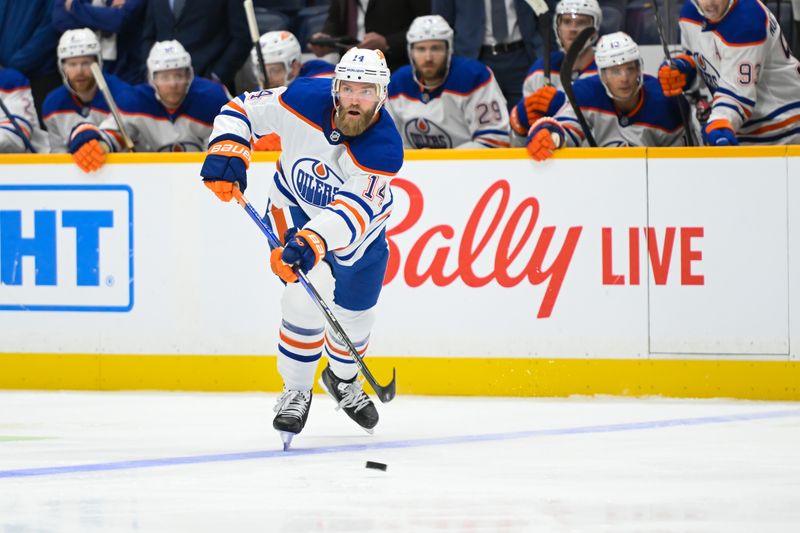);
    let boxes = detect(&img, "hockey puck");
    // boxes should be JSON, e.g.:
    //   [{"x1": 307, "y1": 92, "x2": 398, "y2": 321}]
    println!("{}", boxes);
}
[{"x1": 365, "y1": 461, "x2": 387, "y2": 471}]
